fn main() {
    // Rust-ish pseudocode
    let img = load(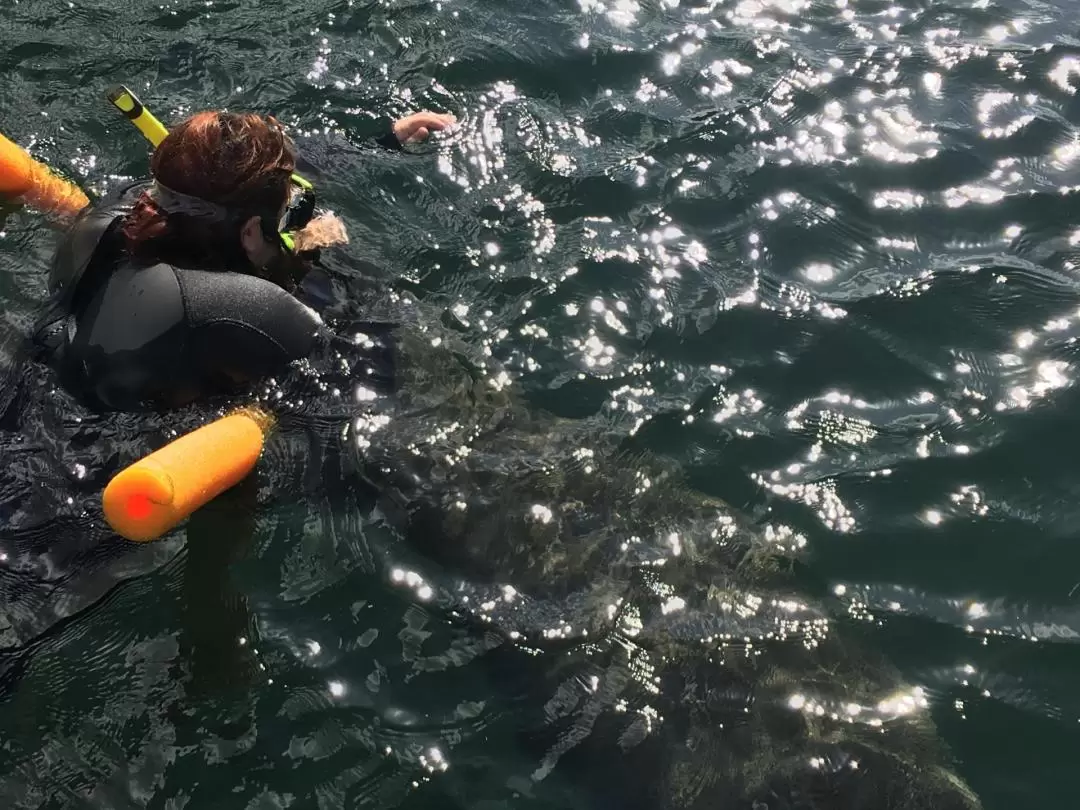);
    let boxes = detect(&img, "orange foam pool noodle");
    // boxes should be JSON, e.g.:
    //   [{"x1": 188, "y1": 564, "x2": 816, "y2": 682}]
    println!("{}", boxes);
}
[
  {"x1": 103, "y1": 408, "x2": 274, "y2": 542},
  {"x1": 0, "y1": 130, "x2": 89, "y2": 217}
]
